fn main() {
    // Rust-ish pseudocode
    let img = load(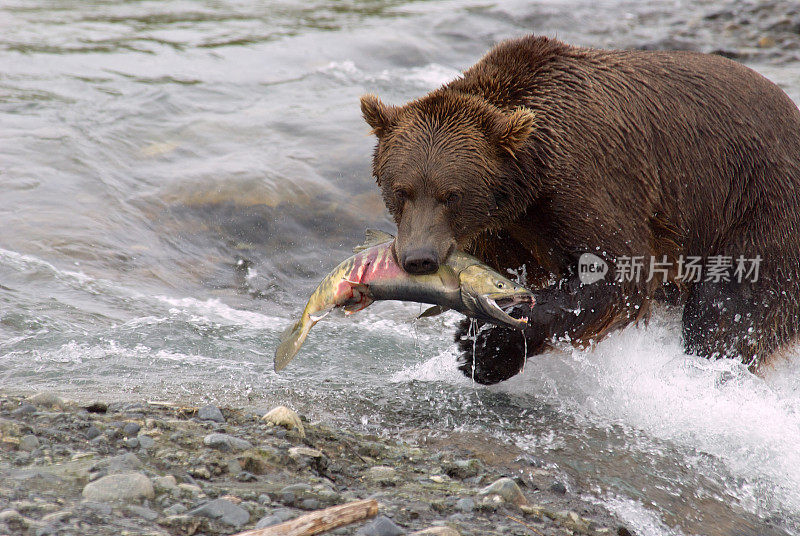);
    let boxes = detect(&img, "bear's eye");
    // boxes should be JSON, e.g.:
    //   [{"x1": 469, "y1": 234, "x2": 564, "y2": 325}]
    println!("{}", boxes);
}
[
  {"x1": 393, "y1": 188, "x2": 410, "y2": 204},
  {"x1": 444, "y1": 192, "x2": 462, "y2": 207}
]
